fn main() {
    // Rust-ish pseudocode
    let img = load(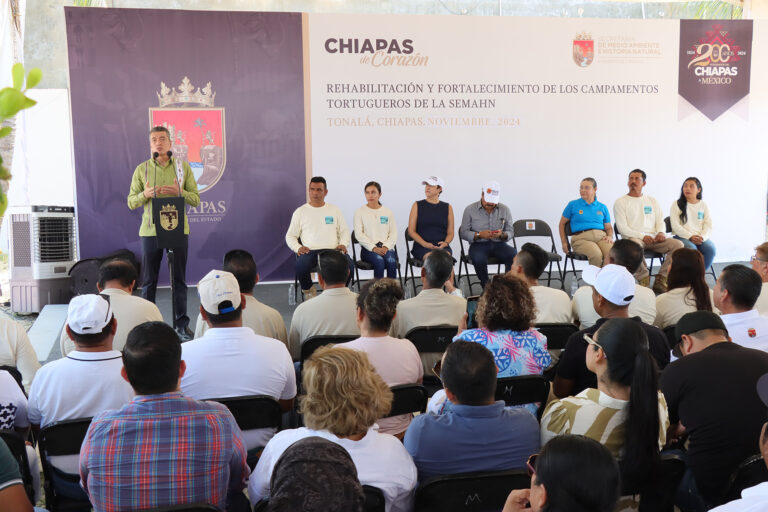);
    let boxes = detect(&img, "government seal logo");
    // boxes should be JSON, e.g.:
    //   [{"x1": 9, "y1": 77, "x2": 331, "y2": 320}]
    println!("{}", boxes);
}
[
  {"x1": 573, "y1": 33, "x2": 594, "y2": 67},
  {"x1": 159, "y1": 203, "x2": 179, "y2": 231}
]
